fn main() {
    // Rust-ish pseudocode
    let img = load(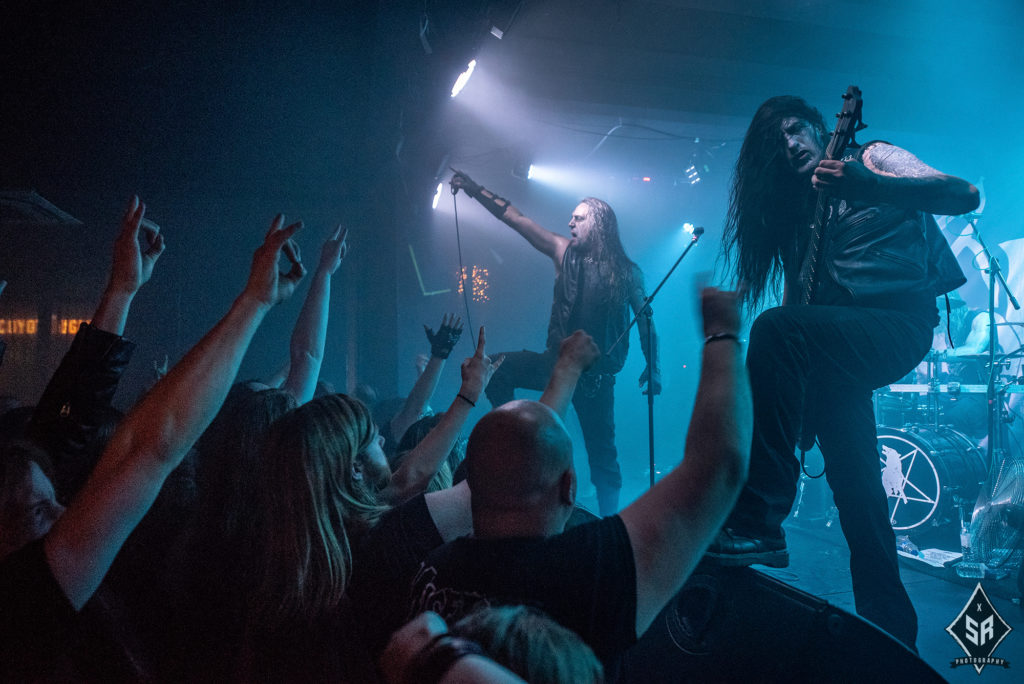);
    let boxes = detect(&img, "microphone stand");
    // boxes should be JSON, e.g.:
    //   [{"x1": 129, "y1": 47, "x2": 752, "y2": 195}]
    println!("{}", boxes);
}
[
  {"x1": 607, "y1": 227, "x2": 705, "y2": 488},
  {"x1": 967, "y1": 217, "x2": 1020, "y2": 472}
]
